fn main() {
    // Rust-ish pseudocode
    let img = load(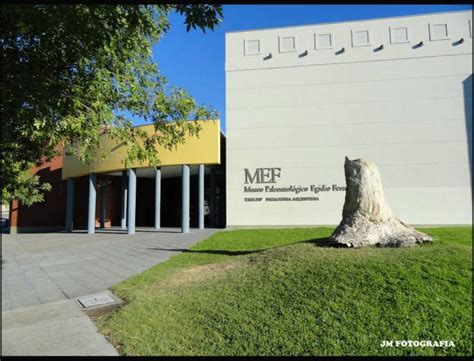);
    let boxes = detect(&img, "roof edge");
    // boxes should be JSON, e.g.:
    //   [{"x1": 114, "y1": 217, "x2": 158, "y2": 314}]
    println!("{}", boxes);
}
[{"x1": 225, "y1": 9, "x2": 472, "y2": 35}]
